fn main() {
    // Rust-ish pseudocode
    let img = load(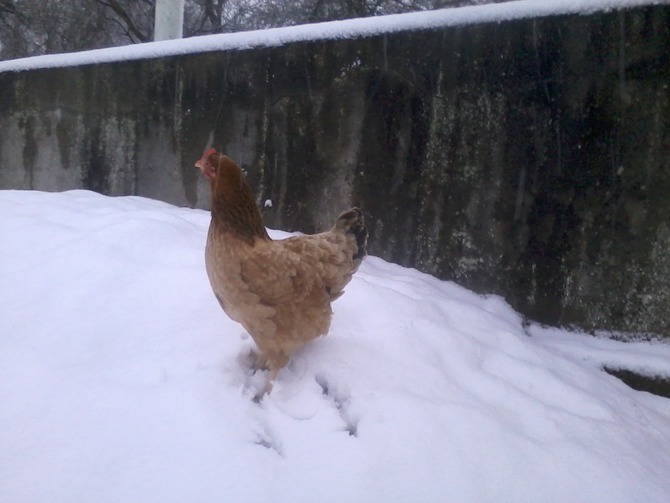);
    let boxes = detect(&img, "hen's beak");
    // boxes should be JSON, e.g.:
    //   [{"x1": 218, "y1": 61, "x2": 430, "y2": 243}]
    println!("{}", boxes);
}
[{"x1": 195, "y1": 159, "x2": 203, "y2": 169}]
